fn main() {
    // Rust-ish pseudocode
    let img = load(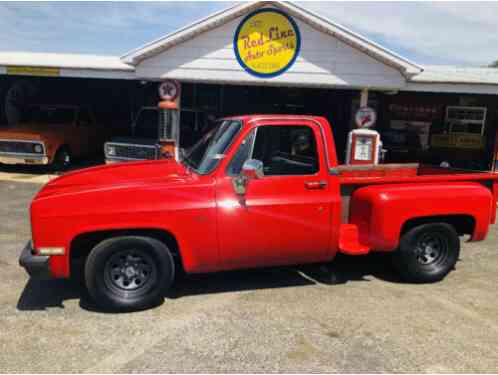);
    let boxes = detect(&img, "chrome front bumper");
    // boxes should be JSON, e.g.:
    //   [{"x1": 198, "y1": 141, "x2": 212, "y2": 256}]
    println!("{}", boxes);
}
[{"x1": 0, "y1": 153, "x2": 49, "y2": 165}]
